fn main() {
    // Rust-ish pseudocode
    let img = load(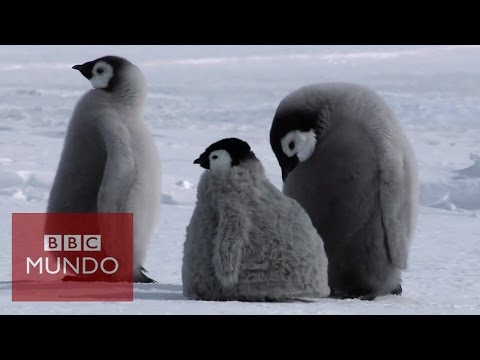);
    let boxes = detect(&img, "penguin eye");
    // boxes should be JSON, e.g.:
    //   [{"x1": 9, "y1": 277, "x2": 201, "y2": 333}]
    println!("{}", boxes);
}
[
  {"x1": 281, "y1": 130, "x2": 317, "y2": 162},
  {"x1": 212, "y1": 155, "x2": 218, "y2": 160},
  {"x1": 97, "y1": 68, "x2": 105, "y2": 74}
]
